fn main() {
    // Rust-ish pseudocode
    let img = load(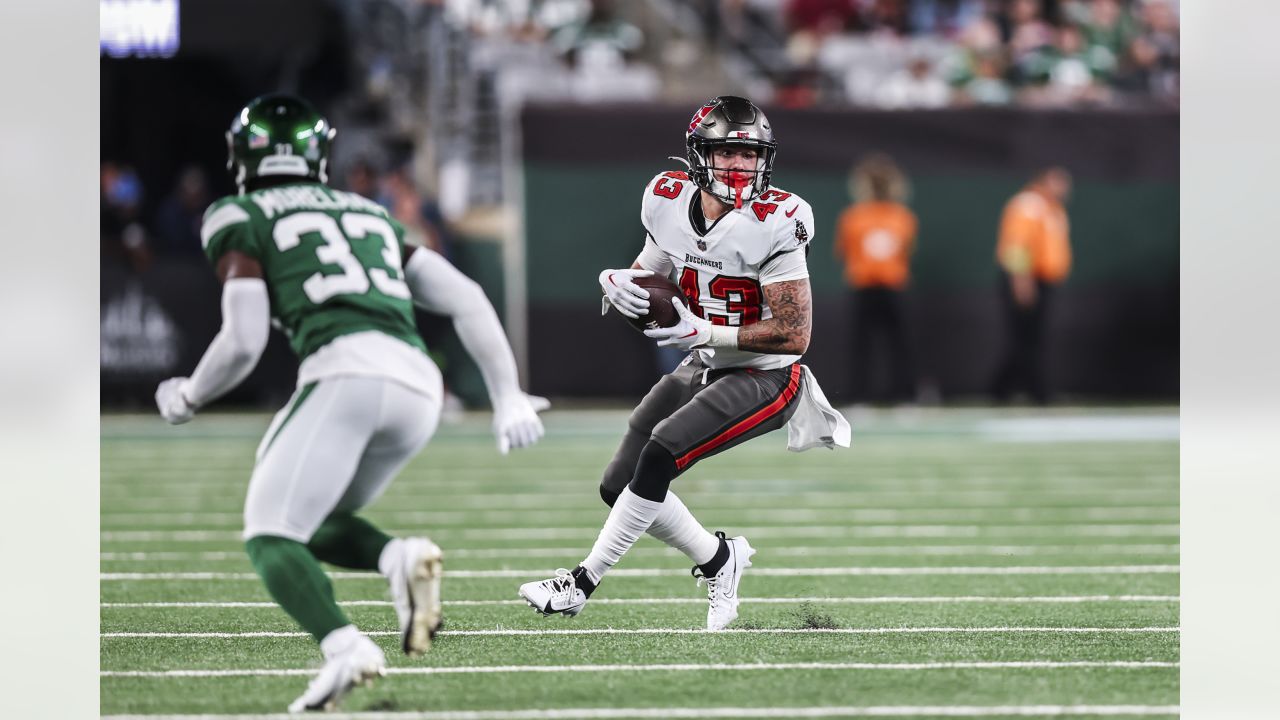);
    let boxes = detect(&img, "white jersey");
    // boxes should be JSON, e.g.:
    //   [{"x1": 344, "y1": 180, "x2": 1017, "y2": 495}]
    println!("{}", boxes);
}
[{"x1": 635, "y1": 170, "x2": 815, "y2": 370}]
